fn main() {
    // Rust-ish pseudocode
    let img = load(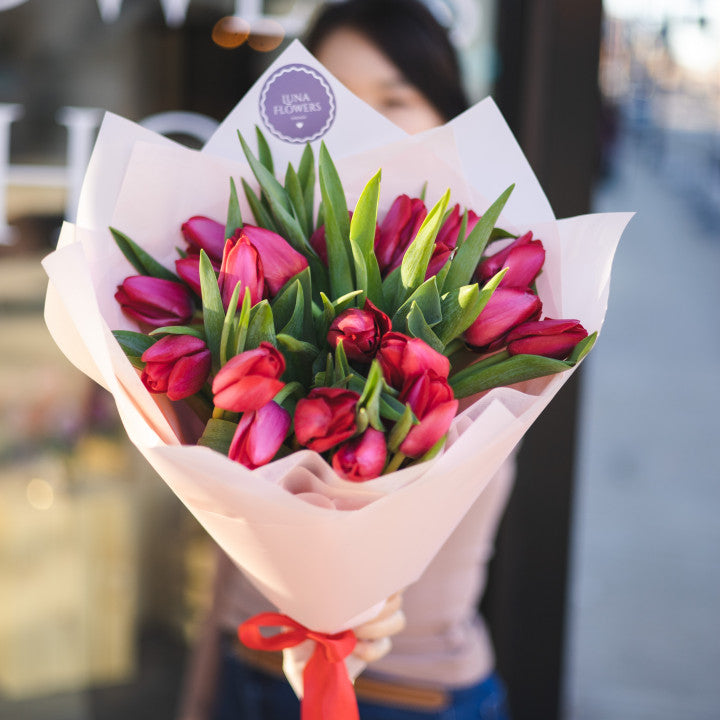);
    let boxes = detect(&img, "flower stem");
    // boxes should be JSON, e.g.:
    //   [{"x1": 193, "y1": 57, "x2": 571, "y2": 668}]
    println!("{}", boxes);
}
[
  {"x1": 212, "y1": 406, "x2": 225, "y2": 421},
  {"x1": 384, "y1": 451, "x2": 406, "y2": 474}
]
